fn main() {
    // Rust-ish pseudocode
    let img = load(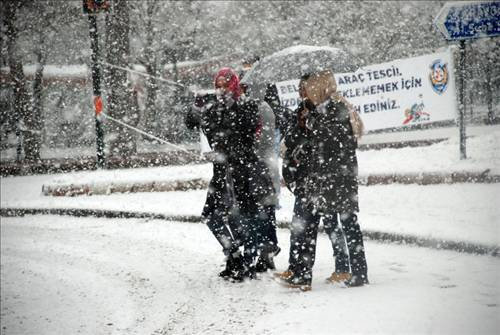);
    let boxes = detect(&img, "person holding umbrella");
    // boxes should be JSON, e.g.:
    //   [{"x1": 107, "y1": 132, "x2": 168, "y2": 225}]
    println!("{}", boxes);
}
[{"x1": 276, "y1": 71, "x2": 368, "y2": 290}]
